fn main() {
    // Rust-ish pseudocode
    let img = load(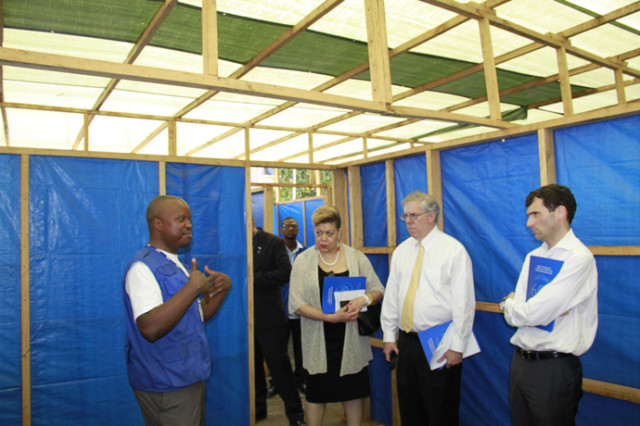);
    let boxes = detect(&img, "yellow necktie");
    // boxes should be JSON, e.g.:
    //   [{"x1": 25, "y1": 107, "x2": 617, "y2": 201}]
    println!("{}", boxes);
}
[{"x1": 401, "y1": 242, "x2": 424, "y2": 332}]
